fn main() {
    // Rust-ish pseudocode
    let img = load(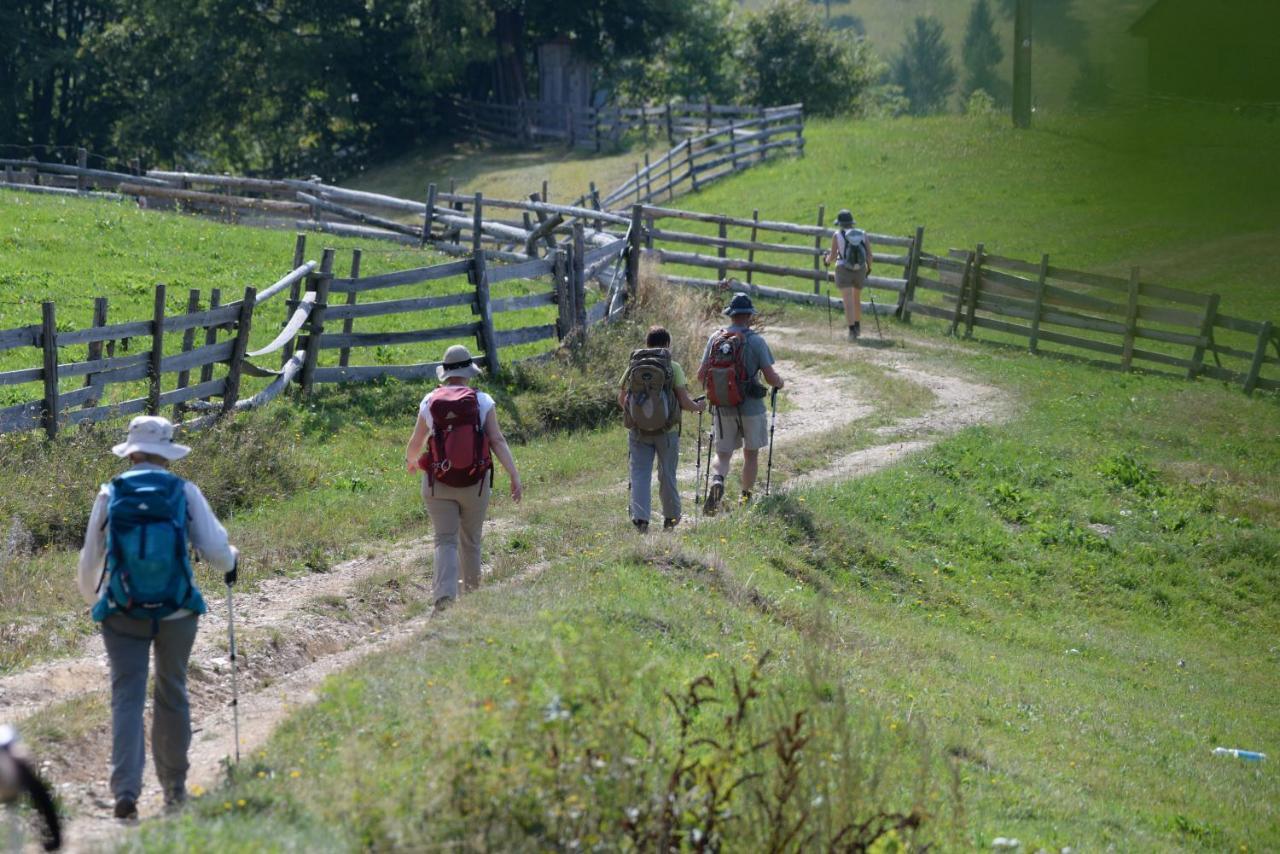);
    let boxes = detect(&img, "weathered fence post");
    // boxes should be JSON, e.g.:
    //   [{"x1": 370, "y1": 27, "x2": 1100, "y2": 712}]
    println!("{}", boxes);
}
[
  {"x1": 40, "y1": 302, "x2": 59, "y2": 439},
  {"x1": 704, "y1": 97, "x2": 713, "y2": 133},
  {"x1": 728, "y1": 120, "x2": 738, "y2": 171},
  {"x1": 665, "y1": 102, "x2": 674, "y2": 146},
  {"x1": 472, "y1": 192, "x2": 483, "y2": 254},
  {"x1": 84, "y1": 297, "x2": 108, "y2": 408},
  {"x1": 643, "y1": 152, "x2": 652, "y2": 203},
  {"x1": 554, "y1": 249, "x2": 571, "y2": 340},
  {"x1": 300, "y1": 248, "x2": 335, "y2": 395},
  {"x1": 589, "y1": 183, "x2": 602, "y2": 231},
  {"x1": 812, "y1": 205, "x2": 826, "y2": 295},
  {"x1": 717, "y1": 219, "x2": 728, "y2": 282},
  {"x1": 223, "y1": 286, "x2": 257, "y2": 413},
  {"x1": 147, "y1": 285, "x2": 167, "y2": 415},
  {"x1": 666, "y1": 146, "x2": 676, "y2": 201},
  {"x1": 281, "y1": 233, "x2": 307, "y2": 367},
  {"x1": 628, "y1": 205, "x2": 644, "y2": 301},
  {"x1": 950, "y1": 252, "x2": 975, "y2": 337},
  {"x1": 173, "y1": 288, "x2": 201, "y2": 419},
  {"x1": 1028, "y1": 254, "x2": 1050, "y2": 354},
  {"x1": 687, "y1": 139, "x2": 699, "y2": 193},
  {"x1": 1121, "y1": 267, "x2": 1140, "y2": 372},
  {"x1": 200, "y1": 289, "x2": 221, "y2": 386},
  {"x1": 76, "y1": 148, "x2": 88, "y2": 192},
  {"x1": 1187, "y1": 293, "x2": 1221, "y2": 378},
  {"x1": 964, "y1": 244, "x2": 984, "y2": 339},
  {"x1": 899, "y1": 226, "x2": 925, "y2": 323},
  {"x1": 1243, "y1": 320, "x2": 1273, "y2": 395},
  {"x1": 572, "y1": 223, "x2": 587, "y2": 325},
  {"x1": 338, "y1": 249, "x2": 361, "y2": 368},
  {"x1": 747, "y1": 209, "x2": 760, "y2": 285},
  {"x1": 422, "y1": 183, "x2": 437, "y2": 249},
  {"x1": 472, "y1": 249, "x2": 500, "y2": 376}
]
